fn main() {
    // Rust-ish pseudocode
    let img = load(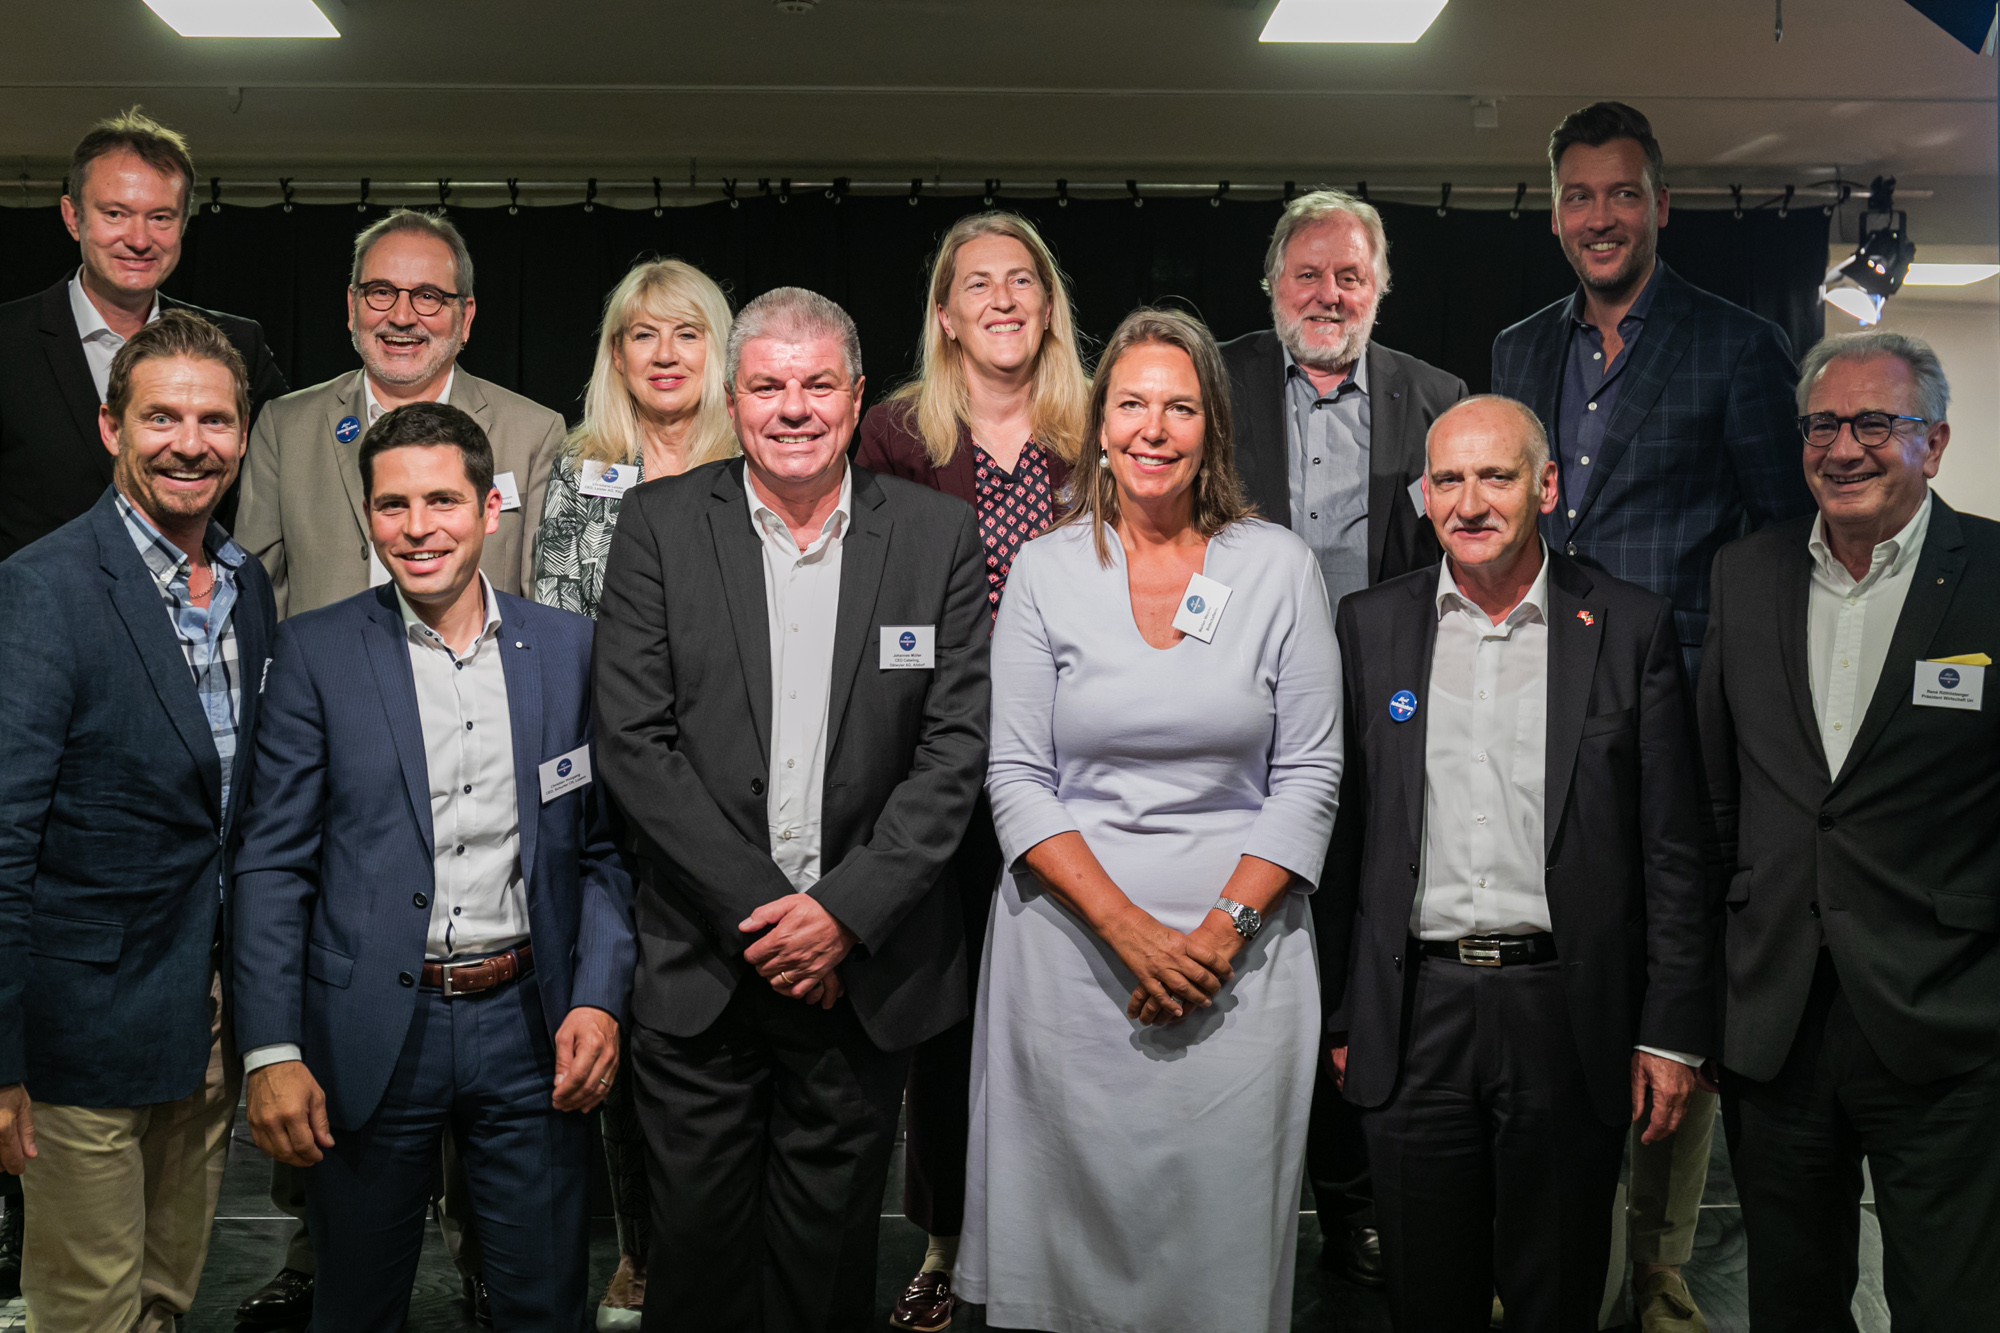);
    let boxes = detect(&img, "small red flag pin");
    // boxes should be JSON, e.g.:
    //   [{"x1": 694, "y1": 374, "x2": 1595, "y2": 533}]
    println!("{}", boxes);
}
[{"x1": 1577, "y1": 609, "x2": 1596, "y2": 626}]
